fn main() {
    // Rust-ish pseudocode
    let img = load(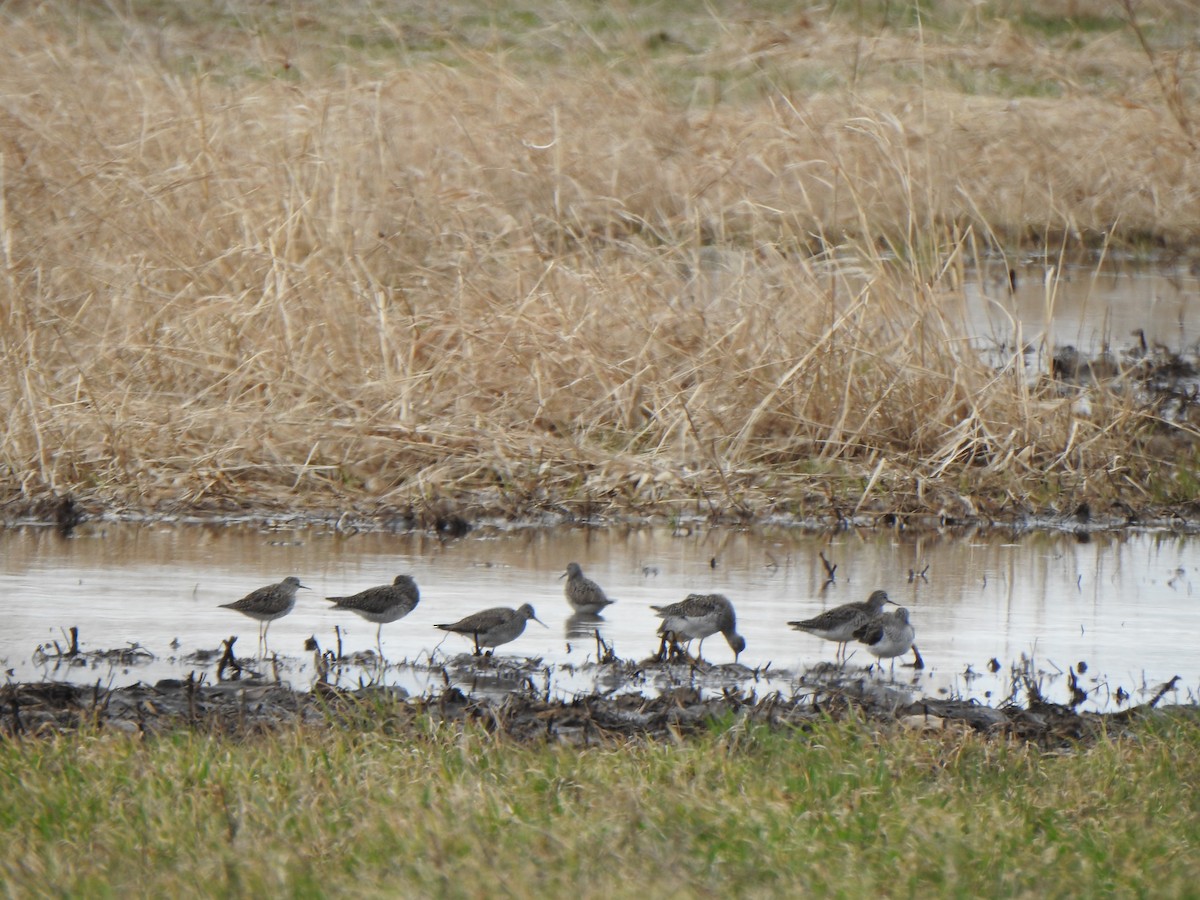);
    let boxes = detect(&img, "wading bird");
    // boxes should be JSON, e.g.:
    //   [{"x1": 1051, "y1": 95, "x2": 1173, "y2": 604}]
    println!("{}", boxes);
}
[
  {"x1": 435, "y1": 604, "x2": 546, "y2": 656},
  {"x1": 220, "y1": 576, "x2": 309, "y2": 655},
  {"x1": 561, "y1": 562, "x2": 615, "y2": 614},
  {"x1": 652, "y1": 593, "x2": 745, "y2": 663},
  {"x1": 788, "y1": 589, "x2": 894, "y2": 664},
  {"x1": 326, "y1": 575, "x2": 420, "y2": 656}
]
